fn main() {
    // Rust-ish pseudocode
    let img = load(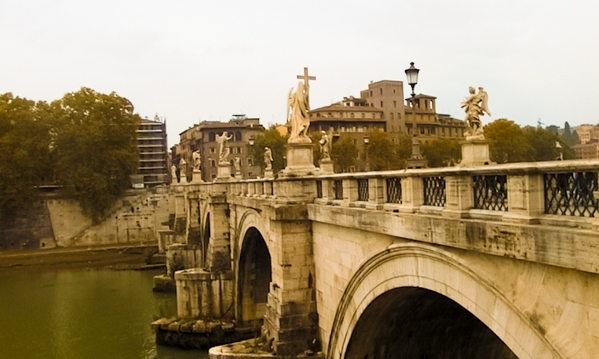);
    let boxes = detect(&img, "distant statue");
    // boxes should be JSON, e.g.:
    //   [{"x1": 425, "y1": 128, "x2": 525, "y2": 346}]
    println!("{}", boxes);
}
[
  {"x1": 216, "y1": 131, "x2": 233, "y2": 163},
  {"x1": 287, "y1": 82, "x2": 310, "y2": 142},
  {"x1": 319, "y1": 131, "x2": 331, "y2": 160},
  {"x1": 264, "y1": 147, "x2": 273, "y2": 171},
  {"x1": 171, "y1": 164, "x2": 177, "y2": 182},
  {"x1": 461, "y1": 86, "x2": 491, "y2": 140},
  {"x1": 192, "y1": 150, "x2": 201, "y2": 170},
  {"x1": 234, "y1": 156, "x2": 241, "y2": 173},
  {"x1": 179, "y1": 158, "x2": 187, "y2": 178}
]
